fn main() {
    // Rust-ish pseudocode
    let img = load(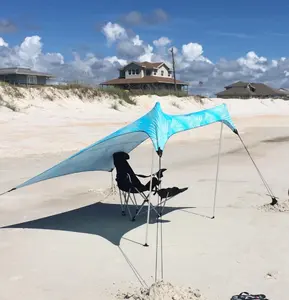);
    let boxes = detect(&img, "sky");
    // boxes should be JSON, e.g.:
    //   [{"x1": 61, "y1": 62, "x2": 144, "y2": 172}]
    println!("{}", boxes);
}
[{"x1": 1, "y1": 0, "x2": 289, "y2": 95}]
